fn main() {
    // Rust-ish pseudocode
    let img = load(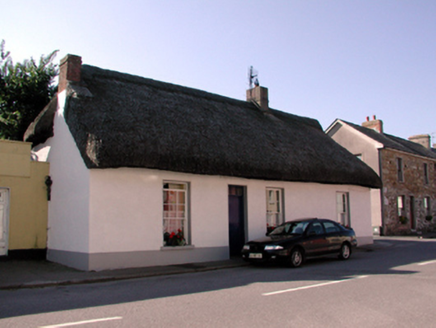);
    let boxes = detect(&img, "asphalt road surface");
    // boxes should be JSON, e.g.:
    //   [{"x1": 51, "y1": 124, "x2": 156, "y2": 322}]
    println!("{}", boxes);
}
[{"x1": 1, "y1": 237, "x2": 436, "y2": 328}]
